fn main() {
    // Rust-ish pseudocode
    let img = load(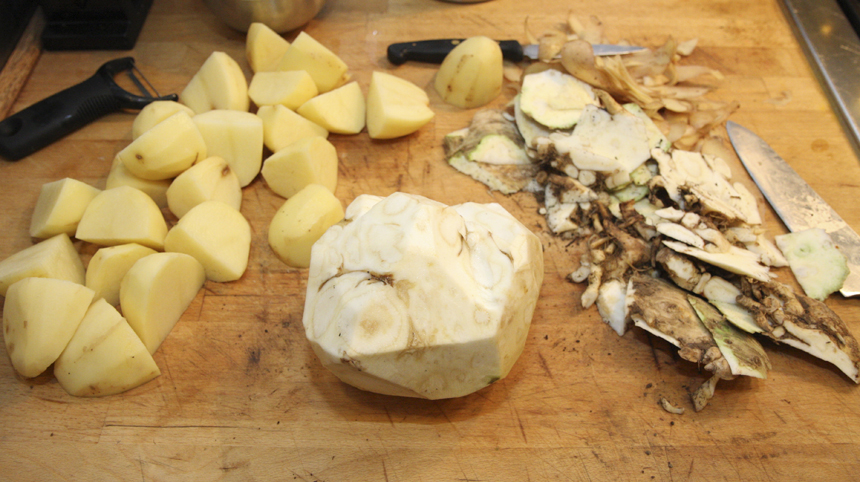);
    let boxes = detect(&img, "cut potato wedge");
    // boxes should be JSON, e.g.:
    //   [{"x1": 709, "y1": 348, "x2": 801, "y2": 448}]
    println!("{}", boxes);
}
[
  {"x1": 268, "y1": 183, "x2": 344, "y2": 268},
  {"x1": 257, "y1": 104, "x2": 328, "y2": 153},
  {"x1": 193, "y1": 110, "x2": 264, "y2": 187},
  {"x1": 261, "y1": 136, "x2": 338, "y2": 199},
  {"x1": 277, "y1": 31, "x2": 348, "y2": 93},
  {"x1": 246, "y1": 22, "x2": 290, "y2": 73},
  {"x1": 434, "y1": 36, "x2": 503, "y2": 109},
  {"x1": 249, "y1": 71, "x2": 318, "y2": 110},
  {"x1": 54, "y1": 298, "x2": 161, "y2": 397},
  {"x1": 297, "y1": 81, "x2": 365, "y2": 135},
  {"x1": 166, "y1": 156, "x2": 242, "y2": 218},
  {"x1": 86, "y1": 243, "x2": 157, "y2": 306},
  {"x1": 120, "y1": 252, "x2": 206, "y2": 354},
  {"x1": 29, "y1": 178, "x2": 101, "y2": 238},
  {"x1": 132, "y1": 100, "x2": 196, "y2": 140},
  {"x1": 366, "y1": 71, "x2": 434, "y2": 139},
  {"x1": 106, "y1": 157, "x2": 170, "y2": 209},
  {"x1": 75, "y1": 186, "x2": 168, "y2": 250},
  {"x1": 117, "y1": 111, "x2": 207, "y2": 181},
  {"x1": 164, "y1": 201, "x2": 251, "y2": 282},
  {"x1": 180, "y1": 51, "x2": 249, "y2": 114},
  {"x1": 0, "y1": 233, "x2": 85, "y2": 296},
  {"x1": 3, "y1": 277, "x2": 95, "y2": 378}
]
